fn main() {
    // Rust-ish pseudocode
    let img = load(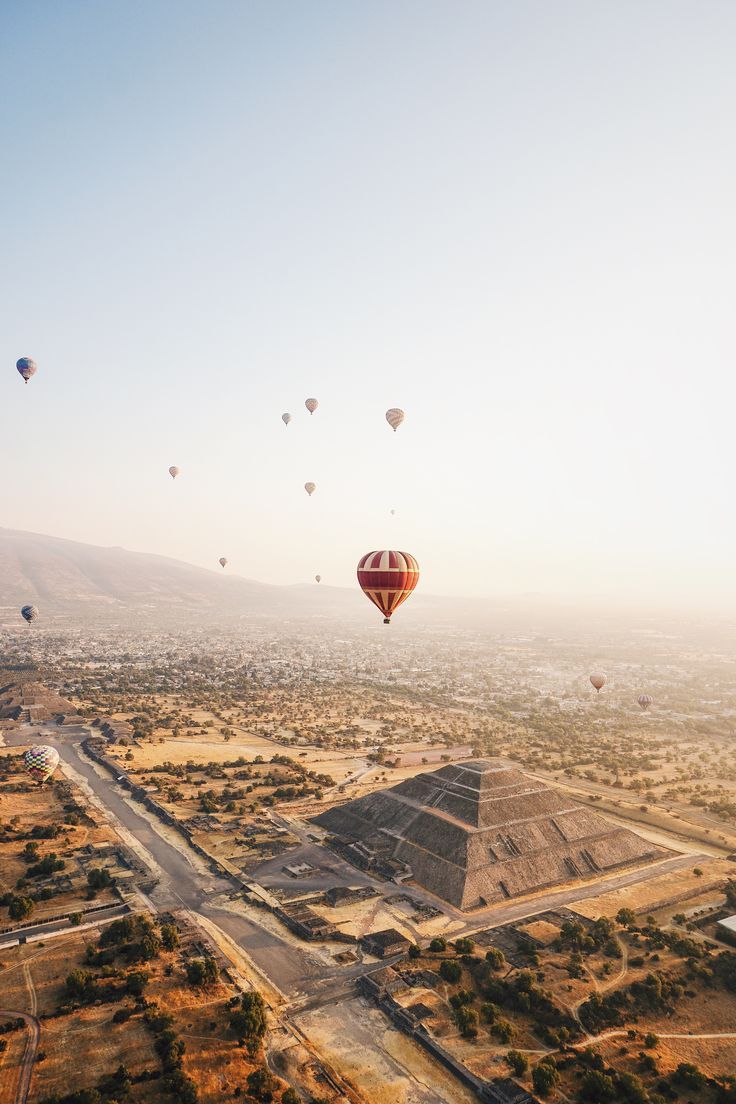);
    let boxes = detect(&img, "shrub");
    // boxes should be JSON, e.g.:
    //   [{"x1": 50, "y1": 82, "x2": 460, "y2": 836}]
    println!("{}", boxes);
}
[{"x1": 439, "y1": 959, "x2": 462, "y2": 984}]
